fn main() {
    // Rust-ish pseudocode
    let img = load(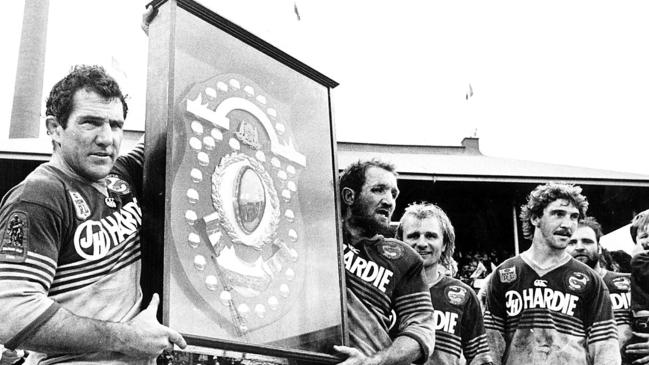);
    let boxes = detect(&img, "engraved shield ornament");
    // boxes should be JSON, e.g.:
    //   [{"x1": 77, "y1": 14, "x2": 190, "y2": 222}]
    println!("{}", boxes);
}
[{"x1": 169, "y1": 74, "x2": 307, "y2": 338}]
